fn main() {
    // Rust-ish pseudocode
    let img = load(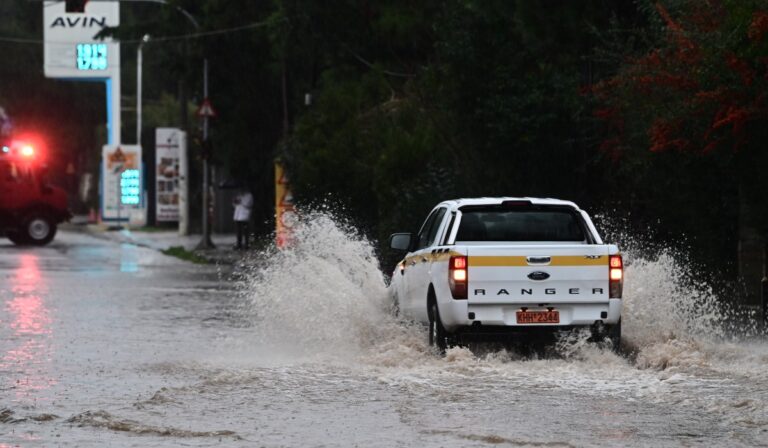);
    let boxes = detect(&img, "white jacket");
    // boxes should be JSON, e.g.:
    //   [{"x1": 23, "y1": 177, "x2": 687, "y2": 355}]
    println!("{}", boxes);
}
[{"x1": 233, "y1": 191, "x2": 253, "y2": 222}]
